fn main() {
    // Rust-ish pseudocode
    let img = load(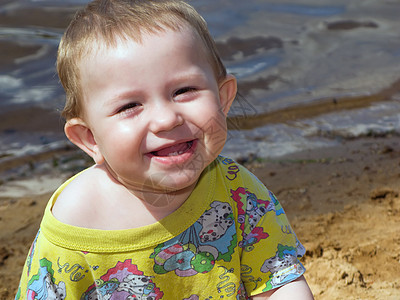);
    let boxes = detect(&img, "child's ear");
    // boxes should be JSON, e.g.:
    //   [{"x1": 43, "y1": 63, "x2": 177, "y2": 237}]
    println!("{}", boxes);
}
[
  {"x1": 218, "y1": 74, "x2": 237, "y2": 116},
  {"x1": 64, "y1": 118, "x2": 105, "y2": 165}
]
